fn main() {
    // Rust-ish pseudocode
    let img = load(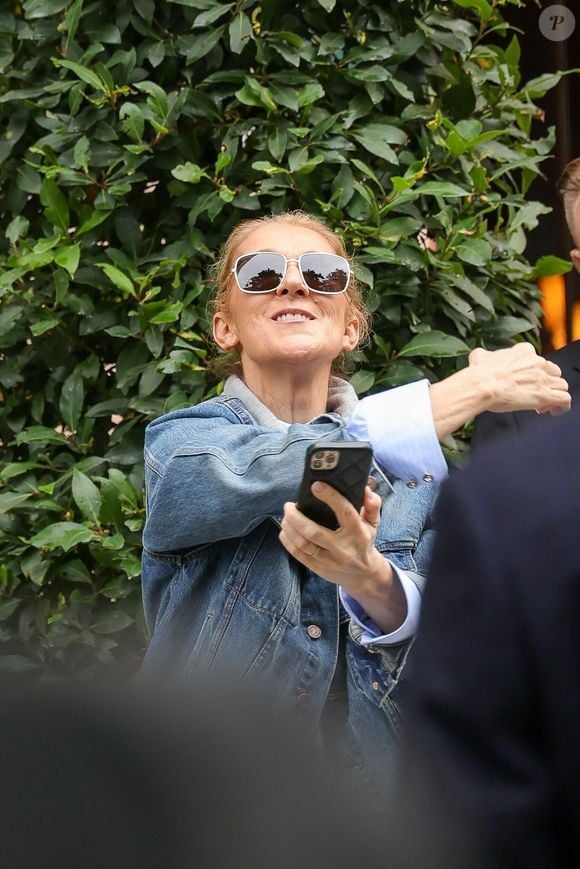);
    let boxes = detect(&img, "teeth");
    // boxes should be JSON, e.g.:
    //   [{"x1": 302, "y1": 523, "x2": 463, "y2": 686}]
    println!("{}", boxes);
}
[{"x1": 275, "y1": 312, "x2": 310, "y2": 321}]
